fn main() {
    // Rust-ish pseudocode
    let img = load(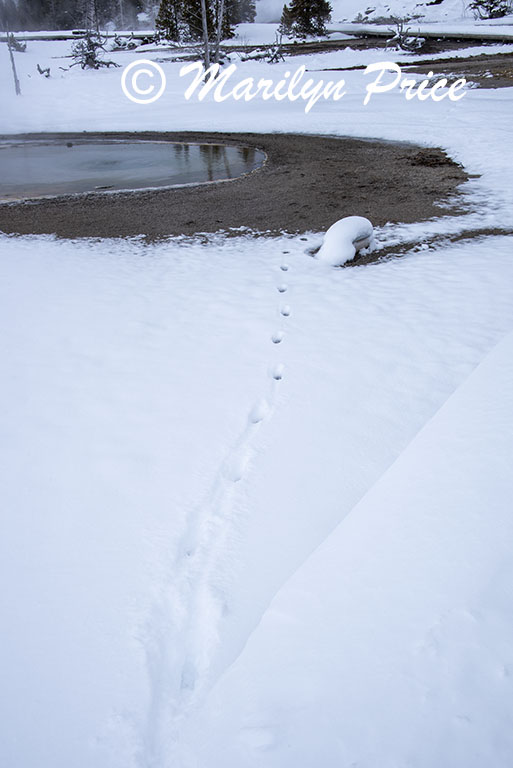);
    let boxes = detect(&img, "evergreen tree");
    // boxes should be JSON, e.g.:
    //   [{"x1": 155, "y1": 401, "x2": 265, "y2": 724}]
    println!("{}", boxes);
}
[
  {"x1": 0, "y1": 0, "x2": 144, "y2": 31},
  {"x1": 156, "y1": 0, "x2": 210, "y2": 40},
  {"x1": 469, "y1": 0, "x2": 510, "y2": 16},
  {"x1": 219, "y1": 0, "x2": 239, "y2": 38},
  {"x1": 181, "y1": 0, "x2": 212, "y2": 40},
  {"x1": 281, "y1": 0, "x2": 331, "y2": 37},
  {"x1": 225, "y1": 0, "x2": 255, "y2": 24},
  {"x1": 0, "y1": 0, "x2": 19, "y2": 31},
  {"x1": 155, "y1": 0, "x2": 182, "y2": 39},
  {"x1": 240, "y1": 0, "x2": 256, "y2": 22},
  {"x1": 0, "y1": 0, "x2": 251, "y2": 39},
  {"x1": 155, "y1": 0, "x2": 246, "y2": 42},
  {"x1": 278, "y1": 3, "x2": 293, "y2": 35}
]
